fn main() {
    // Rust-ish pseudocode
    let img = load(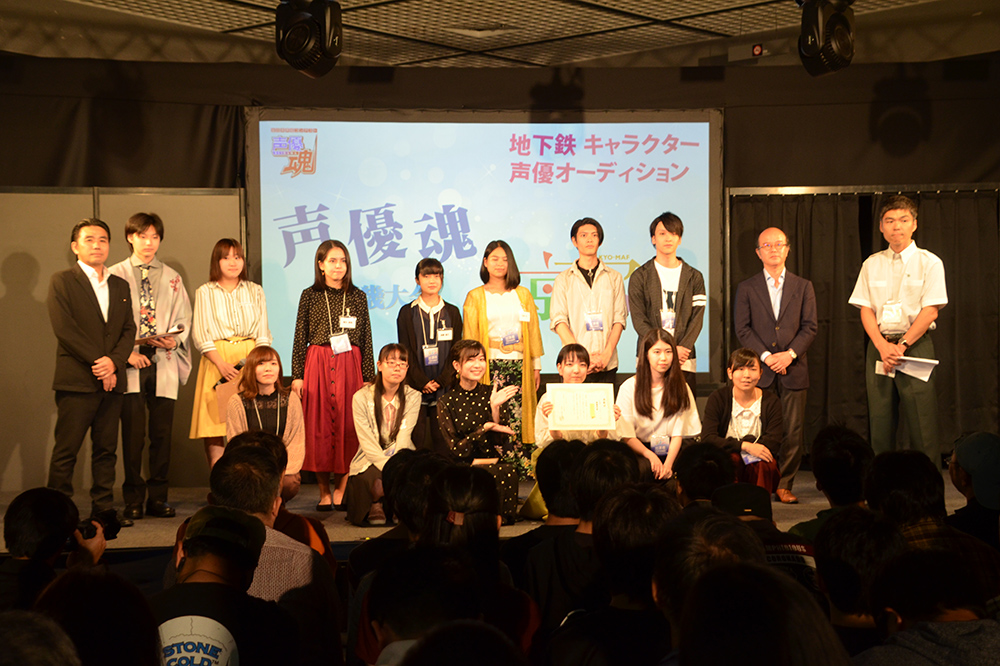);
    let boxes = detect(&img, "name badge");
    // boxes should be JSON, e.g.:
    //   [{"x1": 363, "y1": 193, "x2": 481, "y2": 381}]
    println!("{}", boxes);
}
[
  {"x1": 339, "y1": 316, "x2": 357, "y2": 329},
  {"x1": 660, "y1": 309, "x2": 676, "y2": 335},
  {"x1": 584, "y1": 311, "x2": 604, "y2": 332},
  {"x1": 881, "y1": 301, "x2": 904, "y2": 327},
  {"x1": 330, "y1": 333, "x2": 352, "y2": 354},
  {"x1": 519, "y1": 309, "x2": 531, "y2": 323},
  {"x1": 502, "y1": 330, "x2": 521, "y2": 346},
  {"x1": 437, "y1": 327, "x2": 453, "y2": 341},
  {"x1": 650, "y1": 435, "x2": 670, "y2": 457},
  {"x1": 423, "y1": 344, "x2": 439, "y2": 366}
]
